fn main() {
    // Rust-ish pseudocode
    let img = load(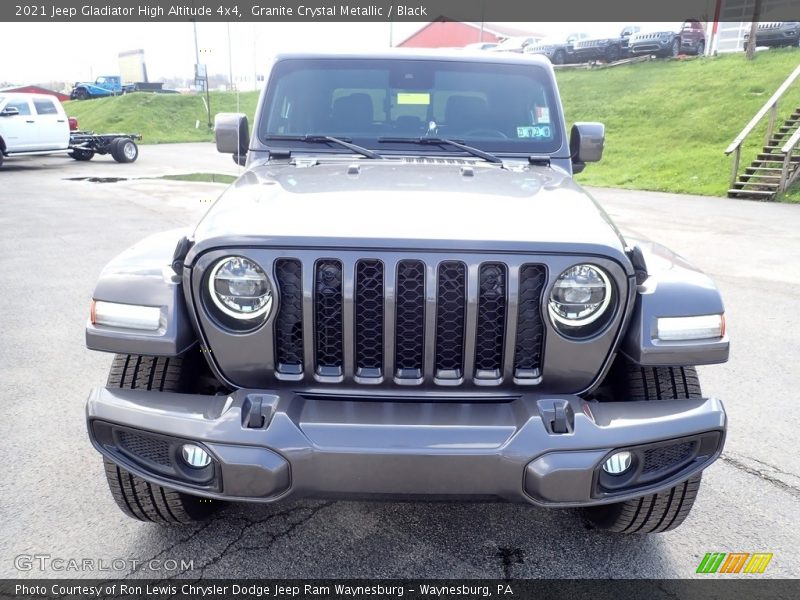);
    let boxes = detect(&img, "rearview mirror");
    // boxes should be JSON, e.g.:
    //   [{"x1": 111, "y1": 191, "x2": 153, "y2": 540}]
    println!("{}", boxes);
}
[
  {"x1": 570, "y1": 122, "x2": 605, "y2": 174},
  {"x1": 0, "y1": 107, "x2": 20, "y2": 117},
  {"x1": 215, "y1": 112, "x2": 249, "y2": 166}
]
